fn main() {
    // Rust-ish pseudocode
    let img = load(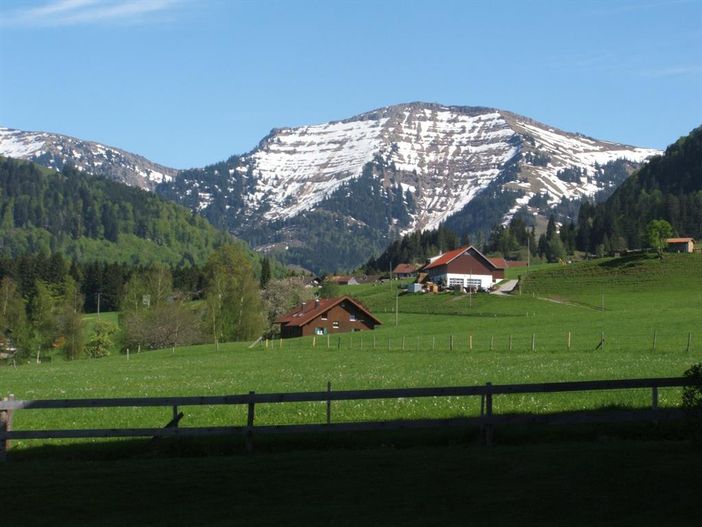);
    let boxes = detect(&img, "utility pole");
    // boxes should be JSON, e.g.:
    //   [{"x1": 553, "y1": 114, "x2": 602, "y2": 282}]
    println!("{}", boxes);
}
[{"x1": 395, "y1": 288, "x2": 399, "y2": 327}]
